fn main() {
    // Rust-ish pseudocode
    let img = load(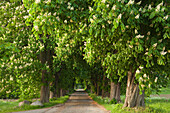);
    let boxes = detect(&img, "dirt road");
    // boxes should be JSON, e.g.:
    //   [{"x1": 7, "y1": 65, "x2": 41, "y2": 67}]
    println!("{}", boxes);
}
[{"x1": 13, "y1": 89, "x2": 108, "y2": 113}]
